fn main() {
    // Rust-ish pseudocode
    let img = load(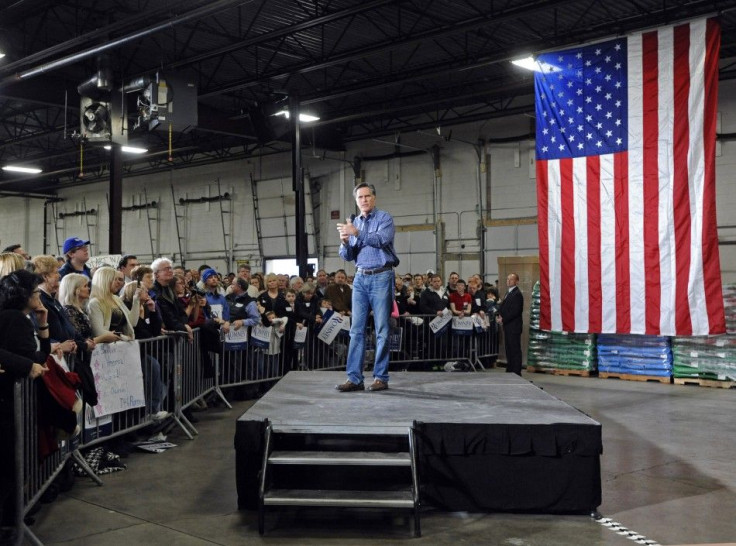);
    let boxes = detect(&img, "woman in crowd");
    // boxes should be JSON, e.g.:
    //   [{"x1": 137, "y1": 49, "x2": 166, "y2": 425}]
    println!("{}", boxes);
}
[
  {"x1": 57, "y1": 273, "x2": 119, "y2": 407},
  {"x1": 59, "y1": 273, "x2": 120, "y2": 343},
  {"x1": 121, "y1": 282, "x2": 168, "y2": 420},
  {"x1": 0, "y1": 270, "x2": 50, "y2": 543},
  {"x1": 87, "y1": 267, "x2": 141, "y2": 339},
  {"x1": 32, "y1": 255, "x2": 83, "y2": 357},
  {"x1": 250, "y1": 272, "x2": 265, "y2": 293},
  {"x1": 258, "y1": 273, "x2": 287, "y2": 323},
  {"x1": 0, "y1": 252, "x2": 26, "y2": 278}
]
